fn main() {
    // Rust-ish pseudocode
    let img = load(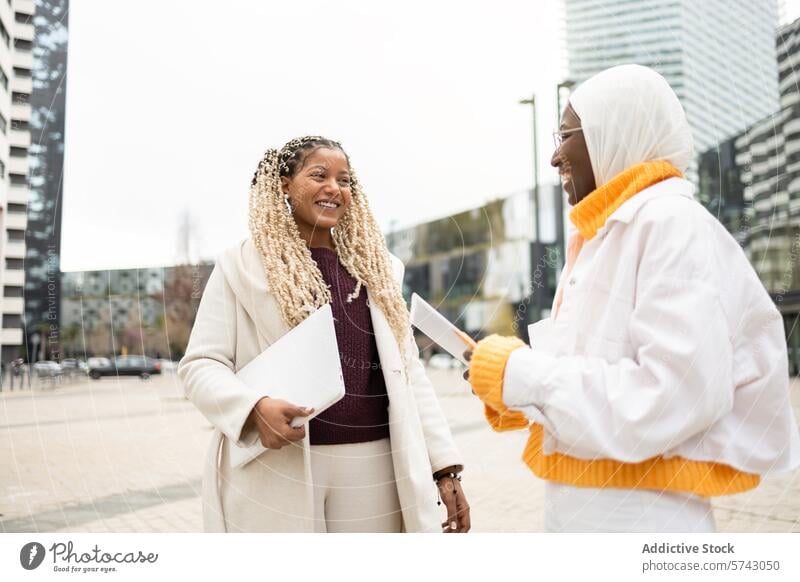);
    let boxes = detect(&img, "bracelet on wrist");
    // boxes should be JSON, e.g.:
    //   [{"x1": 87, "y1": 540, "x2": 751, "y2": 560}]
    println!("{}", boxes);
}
[{"x1": 434, "y1": 471, "x2": 461, "y2": 483}]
